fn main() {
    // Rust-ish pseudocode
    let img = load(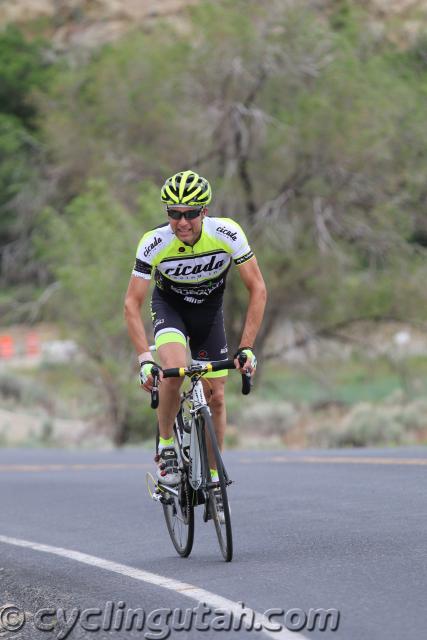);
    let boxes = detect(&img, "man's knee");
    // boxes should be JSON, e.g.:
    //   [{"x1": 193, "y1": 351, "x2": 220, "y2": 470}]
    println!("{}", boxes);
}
[
  {"x1": 161, "y1": 377, "x2": 182, "y2": 393},
  {"x1": 208, "y1": 383, "x2": 226, "y2": 412},
  {"x1": 158, "y1": 342, "x2": 186, "y2": 369}
]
